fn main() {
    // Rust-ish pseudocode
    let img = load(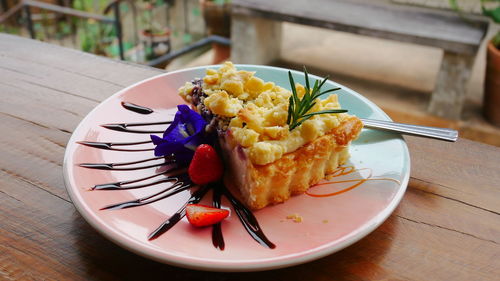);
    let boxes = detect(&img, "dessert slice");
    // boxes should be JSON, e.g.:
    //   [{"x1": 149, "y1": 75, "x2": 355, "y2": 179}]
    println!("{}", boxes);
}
[{"x1": 179, "y1": 62, "x2": 363, "y2": 209}]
